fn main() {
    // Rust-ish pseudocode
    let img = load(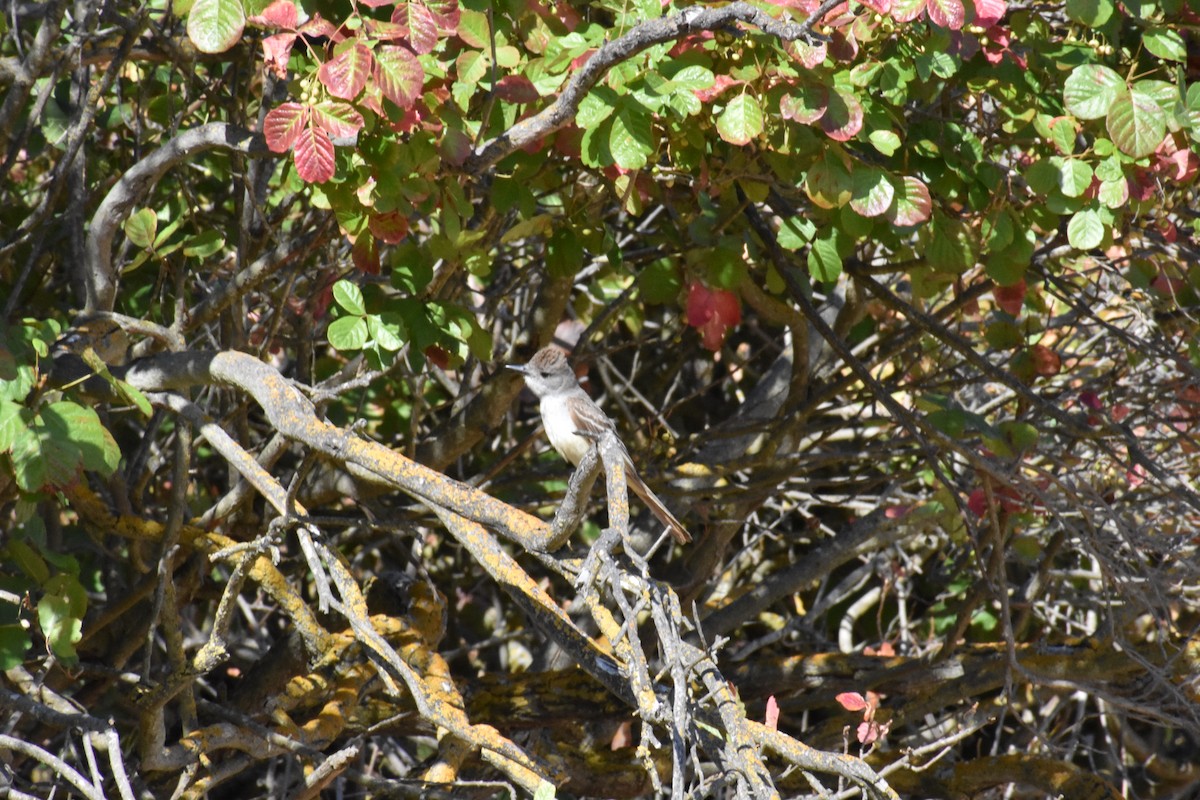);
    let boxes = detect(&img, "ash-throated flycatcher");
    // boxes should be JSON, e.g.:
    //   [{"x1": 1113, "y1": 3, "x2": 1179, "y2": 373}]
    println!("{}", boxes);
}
[{"x1": 509, "y1": 346, "x2": 691, "y2": 544}]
